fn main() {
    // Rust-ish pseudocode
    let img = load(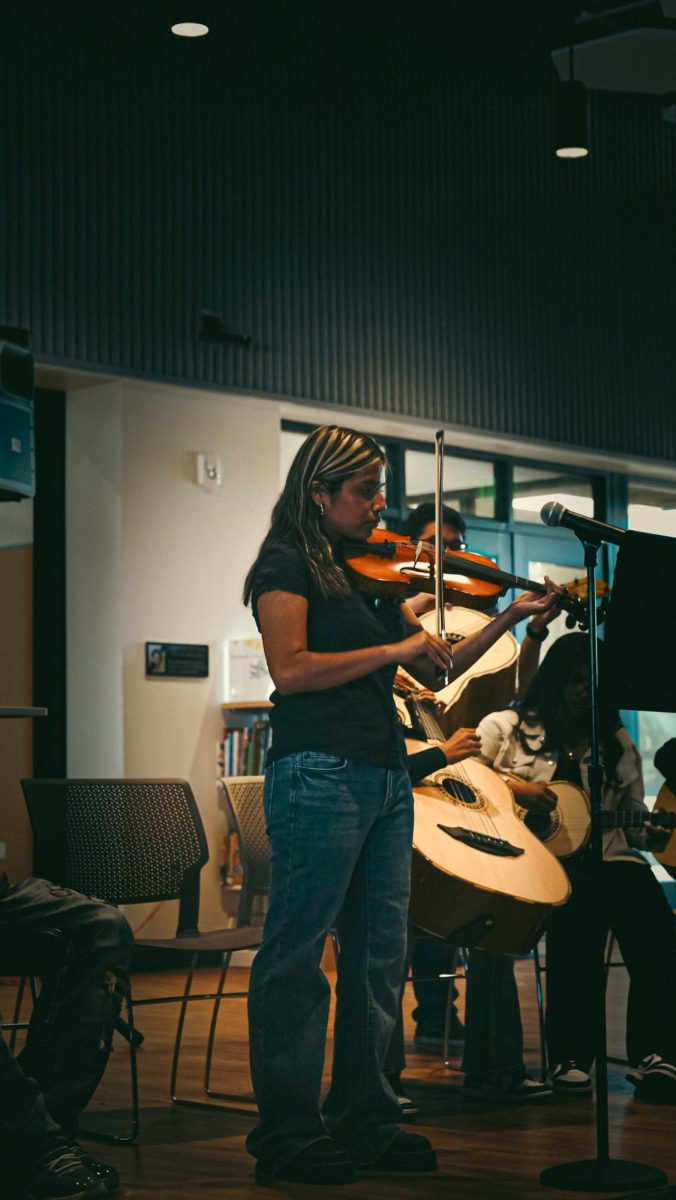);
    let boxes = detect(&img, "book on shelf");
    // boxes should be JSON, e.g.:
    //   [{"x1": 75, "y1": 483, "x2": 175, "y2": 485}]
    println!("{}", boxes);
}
[
  {"x1": 219, "y1": 831, "x2": 243, "y2": 888},
  {"x1": 219, "y1": 718, "x2": 272, "y2": 776}
]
